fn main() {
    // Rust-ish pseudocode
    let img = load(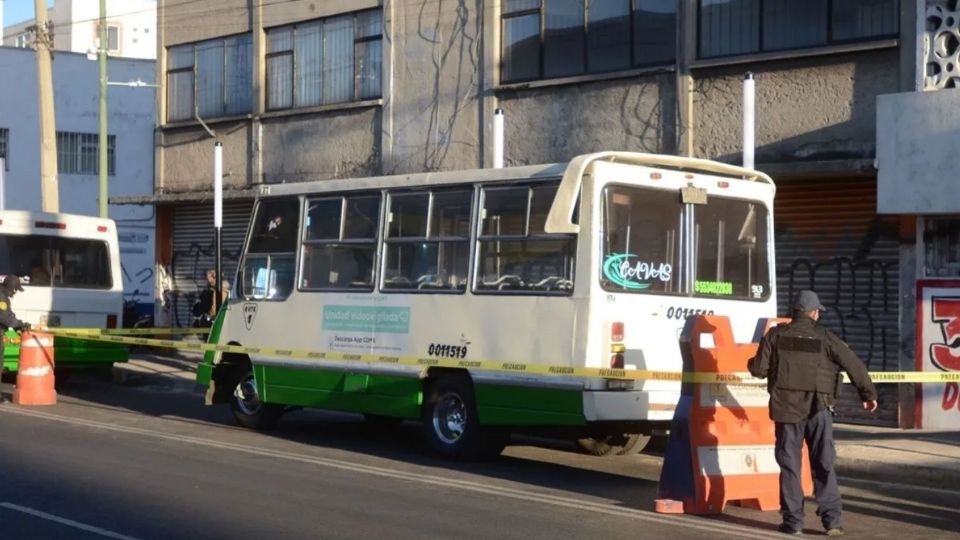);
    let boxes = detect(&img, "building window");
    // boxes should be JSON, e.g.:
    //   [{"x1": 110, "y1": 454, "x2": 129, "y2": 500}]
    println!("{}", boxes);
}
[
  {"x1": 923, "y1": 219, "x2": 960, "y2": 277},
  {"x1": 56, "y1": 132, "x2": 115, "y2": 176},
  {"x1": 98, "y1": 24, "x2": 121, "y2": 52},
  {"x1": 0, "y1": 128, "x2": 8, "y2": 170},
  {"x1": 165, "y1": 33, "x2": 253, "y2": 122},
  {"x1": 501, "y1": 0, "x2": 676, "y2": 84},
  {"x1": 266, "y1": 9, "x2": 383, "y2": 111},
  {"x1": 698, "y1": 0, "x2": 898, "y2": 59}
]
